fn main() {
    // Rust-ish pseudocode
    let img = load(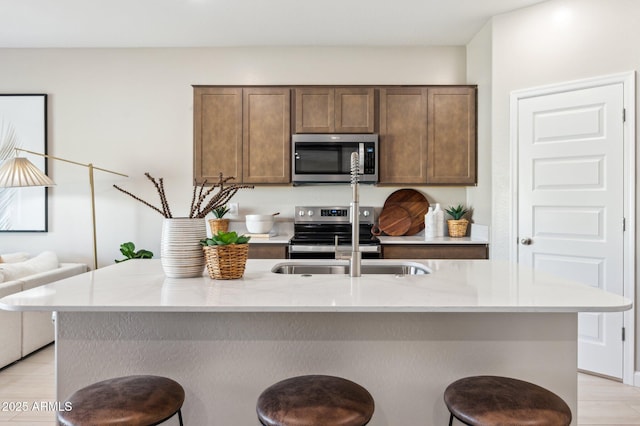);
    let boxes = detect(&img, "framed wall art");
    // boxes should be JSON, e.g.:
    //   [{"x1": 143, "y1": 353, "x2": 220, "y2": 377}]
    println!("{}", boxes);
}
[{"x1": 0, "y1": 94, "x2": 48, "y2": 232}]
